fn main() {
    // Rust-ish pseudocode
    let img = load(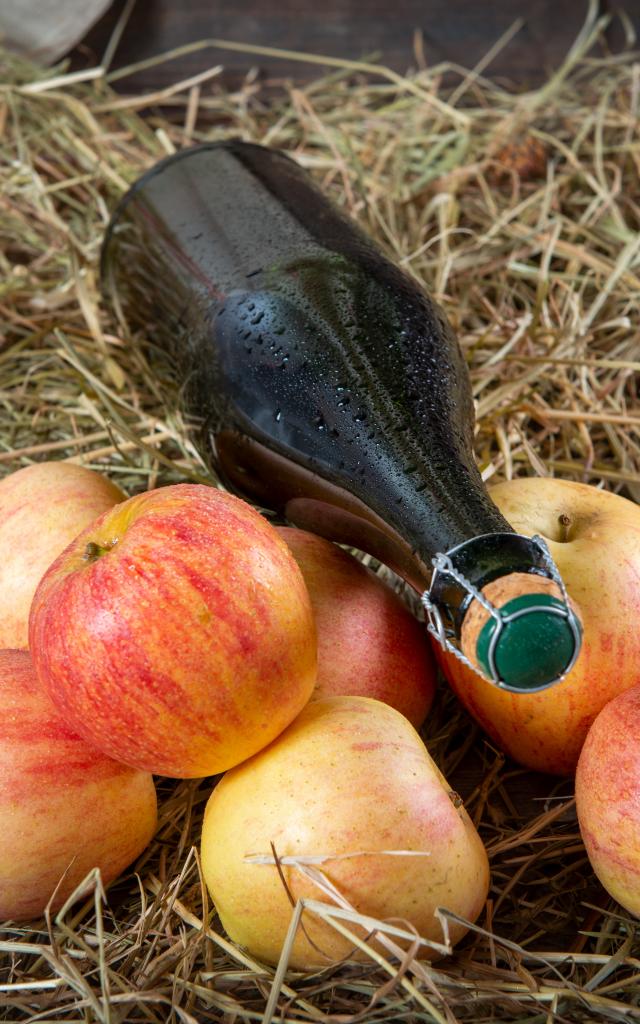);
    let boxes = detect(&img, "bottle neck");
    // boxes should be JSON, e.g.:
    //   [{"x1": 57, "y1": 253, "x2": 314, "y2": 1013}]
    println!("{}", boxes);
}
[
  {"x1": 213, "y1": 426, "x2": 514, "y2": 592},
  {"x1": 425, "y1": 532, "x2": 553, "y2": 635}
]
